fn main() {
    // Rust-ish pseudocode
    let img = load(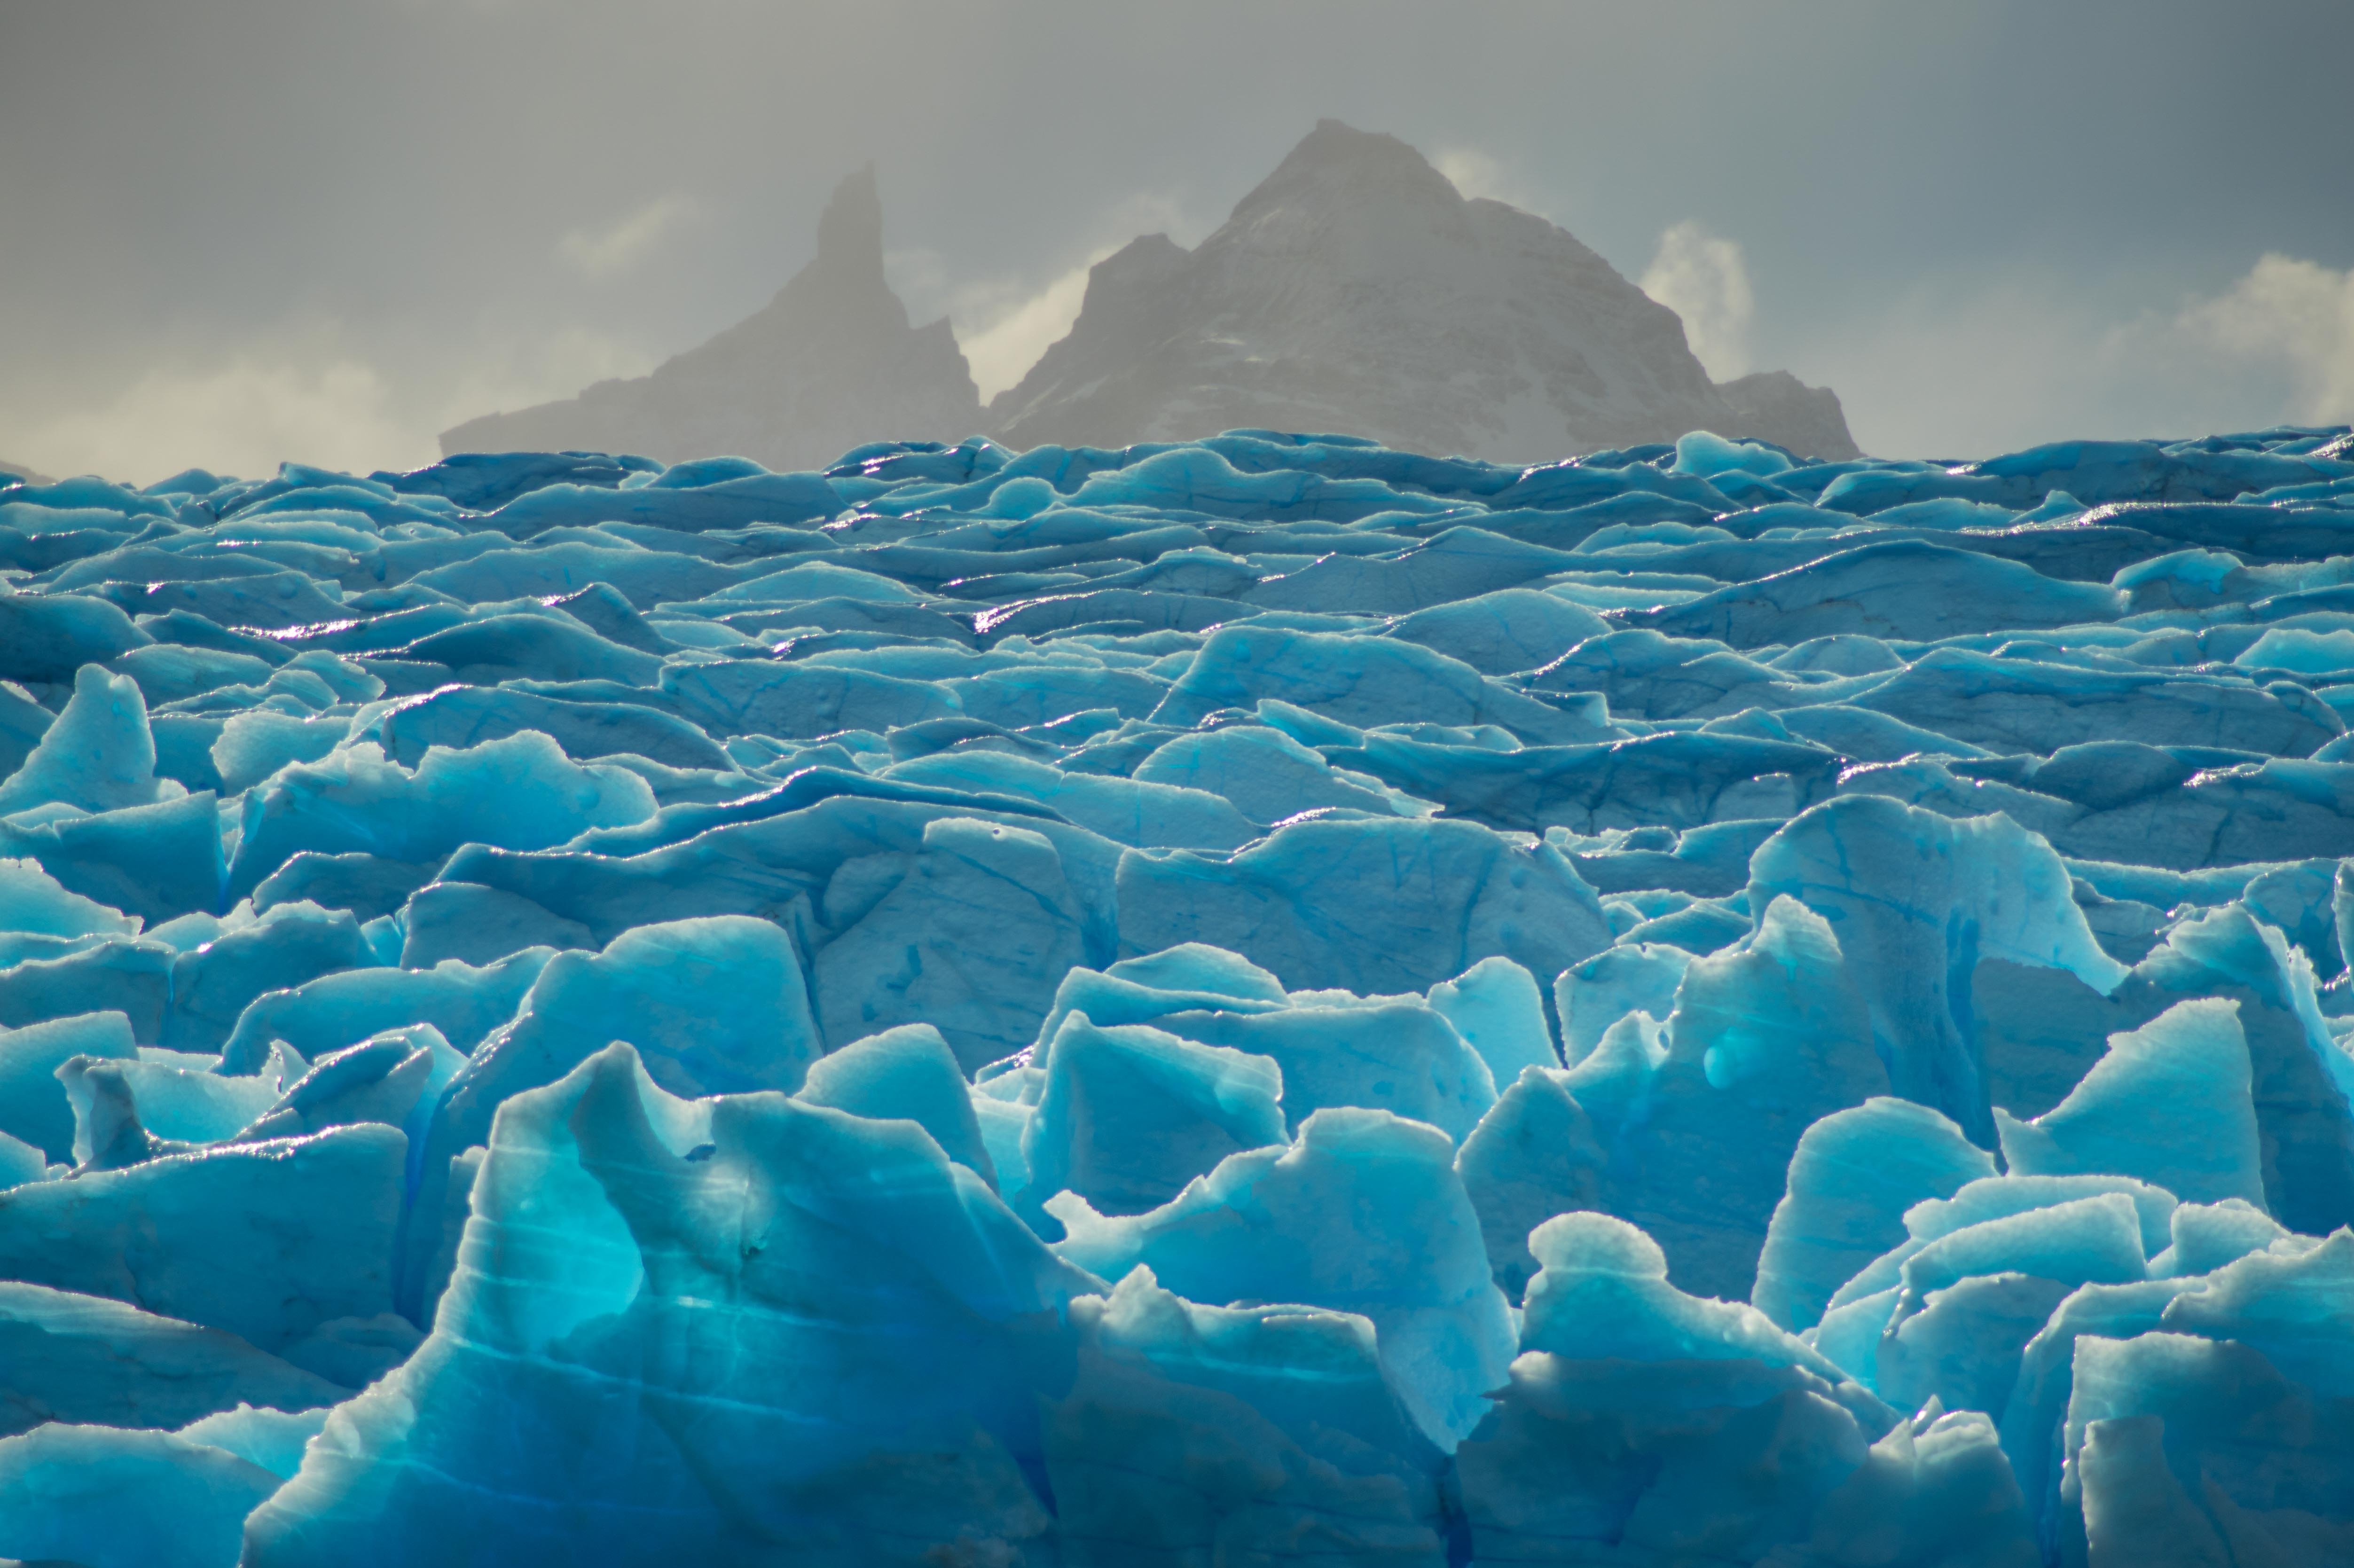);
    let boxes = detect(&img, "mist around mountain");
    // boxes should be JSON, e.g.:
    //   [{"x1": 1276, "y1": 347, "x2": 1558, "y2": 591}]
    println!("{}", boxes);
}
[
  {"x1": 993, "y1": 121, "x2": 1856, "y2": 462},
  {"x1": 0, "y1": 458, "x2": 55, "y2": 486},
  {"x1": 440, "y1": 123, "x2": 1859, "y2": 467},
  {"x1": 440, "y1": 169, "x2": 981, "y2": 472}
]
